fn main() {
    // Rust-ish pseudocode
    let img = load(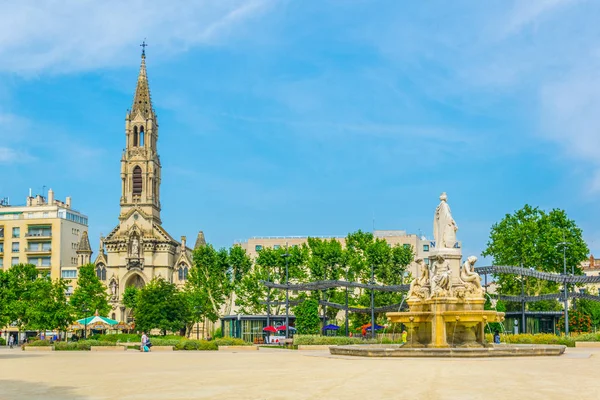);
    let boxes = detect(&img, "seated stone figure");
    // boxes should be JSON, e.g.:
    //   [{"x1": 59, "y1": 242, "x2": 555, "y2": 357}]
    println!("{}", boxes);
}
[
  {"x1": 407, "y1": 259, "x2": 430, "y2": 299},
  {"x1": 460, "y1": 256, "x2": 483, "y2": 297}
]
